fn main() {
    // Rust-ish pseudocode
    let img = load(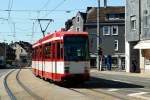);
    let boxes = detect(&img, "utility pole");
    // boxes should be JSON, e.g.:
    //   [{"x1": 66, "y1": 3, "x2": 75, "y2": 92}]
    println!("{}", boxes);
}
[
  {"x1": 97, "y1": 0, "x2": 101, "y2": 71},
  {"x1": 13, "y1": 22, "x2": 16, "y2": 42}
]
